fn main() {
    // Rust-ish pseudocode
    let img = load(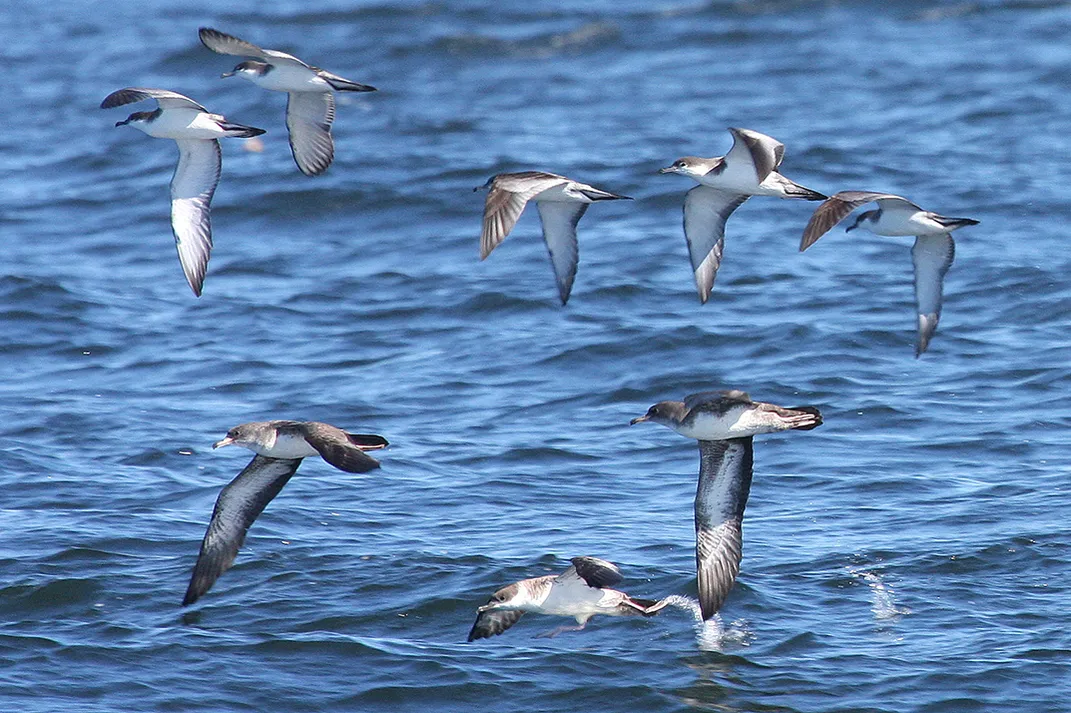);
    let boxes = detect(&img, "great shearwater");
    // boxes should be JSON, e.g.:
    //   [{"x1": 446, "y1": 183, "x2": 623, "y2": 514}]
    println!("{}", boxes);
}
[
  {"x1": 631, "y1": 390, "x2": 822, "y2": 620},
  {"x1": 660, "y1": 128, "x2": 825, "y2": 303},
  {"x1": 182, "y1": 421, "x2": 388, "y2": 606},
  {"x1": 199, "y1": 27, "x2": 376, "y2": 177},
  {"x1": 101, "y1": 87, "x2": 265, "y2": 297},
  {"x1": 476, "y1": 171, "x2": 631, "y2": 305},
  {"x1": 800, "y1": 191, "x2": 979, "y2": 356},
  {"x1": 467, "y1": 556, "x2": 667, "y2": 641}
]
